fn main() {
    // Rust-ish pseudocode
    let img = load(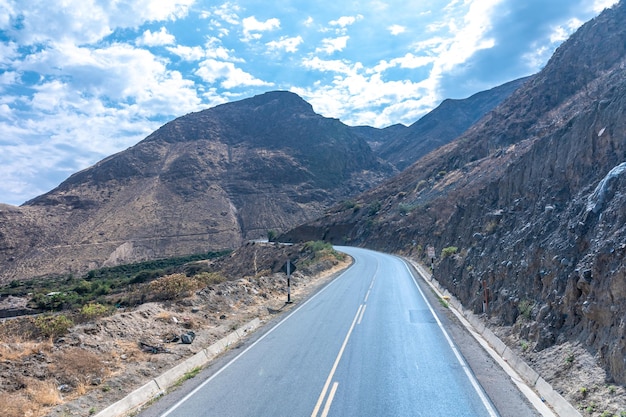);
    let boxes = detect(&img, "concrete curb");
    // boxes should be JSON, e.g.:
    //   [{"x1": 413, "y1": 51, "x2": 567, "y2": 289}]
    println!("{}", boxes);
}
[
  {"x1": 94, "y1": 317, "x2": 261, "y2": 417},
  {"x1": 406, "y1": 259, "x2": 581, "y2": 417}
]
